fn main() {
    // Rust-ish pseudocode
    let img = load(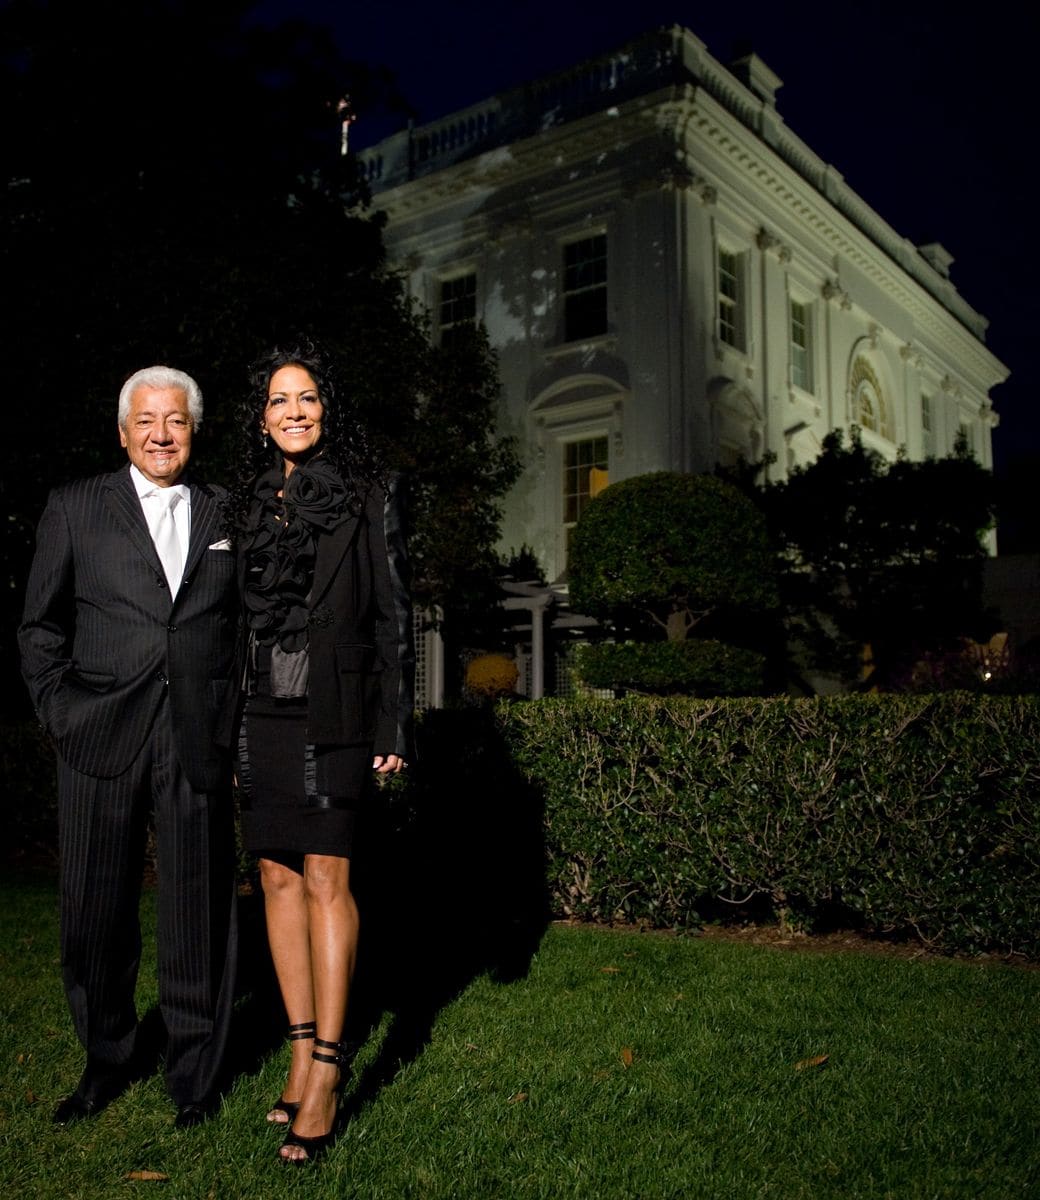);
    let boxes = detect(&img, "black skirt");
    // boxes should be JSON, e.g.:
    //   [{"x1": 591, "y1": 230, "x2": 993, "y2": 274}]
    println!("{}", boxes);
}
[{"x1": 237, "y1": 696, "x2": 370, "y2": 859}]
